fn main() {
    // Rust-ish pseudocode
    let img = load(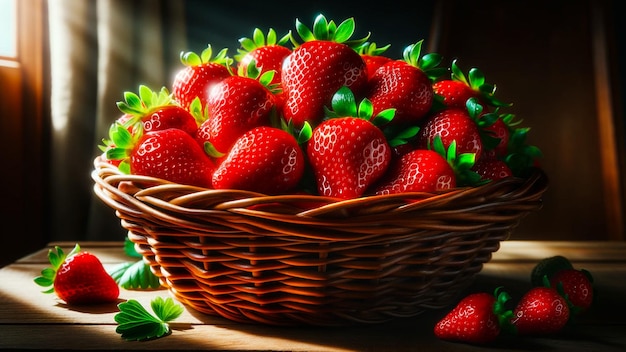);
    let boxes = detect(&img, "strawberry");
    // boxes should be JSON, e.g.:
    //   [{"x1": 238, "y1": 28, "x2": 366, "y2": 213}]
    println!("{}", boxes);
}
[
  {"x1": 34, "y1": 244, "x2": 119, "y2": 305},
  {"x1": 373, "y1": 135, "x2": 479, "y2": 194},
  {"x1": 212, "y1": 125, "x2": 308, "y2": 194},
  {"x1": 366, "y1": 40, "x2": 444, "y2": 126},
  {"x1": 235, "y1": 28, "x2": 292, "y2": 87},
  {"x1": 356, "y1": 41, "x2": 392, "y2": 80},
  {"x1": 281, "y1": 14, "x2": 369, "y2": 128},
  {"x1": 307, "y1": 86, "x2": 393, "y2": 199},
  {"x1": 416, "y1": 104, "x2": 485, "y2": 163},
  {"x1": 550, "y1": 268, "x2": 594, "y2": 314},
  {"x1": 373, "y1": 148, "x2": 455, "y2": 195},
  {"x1": 131, "y1": 128, "x2": 215, "y2": 188},
  {"x1": 433, "y1": 59, "x2": 511, "y2": 110},
  {"x1": 171, "y1": 45, "x2": 233, "y2": 110},
  {"x1": 481, "y1": 117, "x2": 510, "y2": 158},
  {"x1": 511, "y1": 286, "x2": 570, "y2": 335},
  {"x1": 472, "y1": 157, "x2": 513, "y2": 182},
  {"x1": 434, "y1": 287, "x2": 514, "y2": 344},
  {"x1": 113, "y1": 85, "x2": 198, "y2": 137},
  {"x1": 196, "y1": 67, "x2": 279, "y2": 156}
]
